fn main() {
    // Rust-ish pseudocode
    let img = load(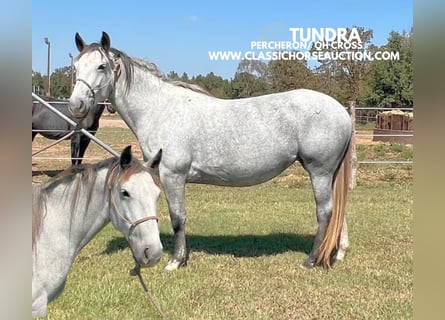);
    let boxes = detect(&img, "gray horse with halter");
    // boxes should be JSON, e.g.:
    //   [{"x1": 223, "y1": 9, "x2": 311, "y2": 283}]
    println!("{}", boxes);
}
[
  {"x1": 32, "y1": 146, "x2": 163, "y2": 317},
  {"x1": 68, "y1": 32, "x2": 352, "y2": 271}
]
